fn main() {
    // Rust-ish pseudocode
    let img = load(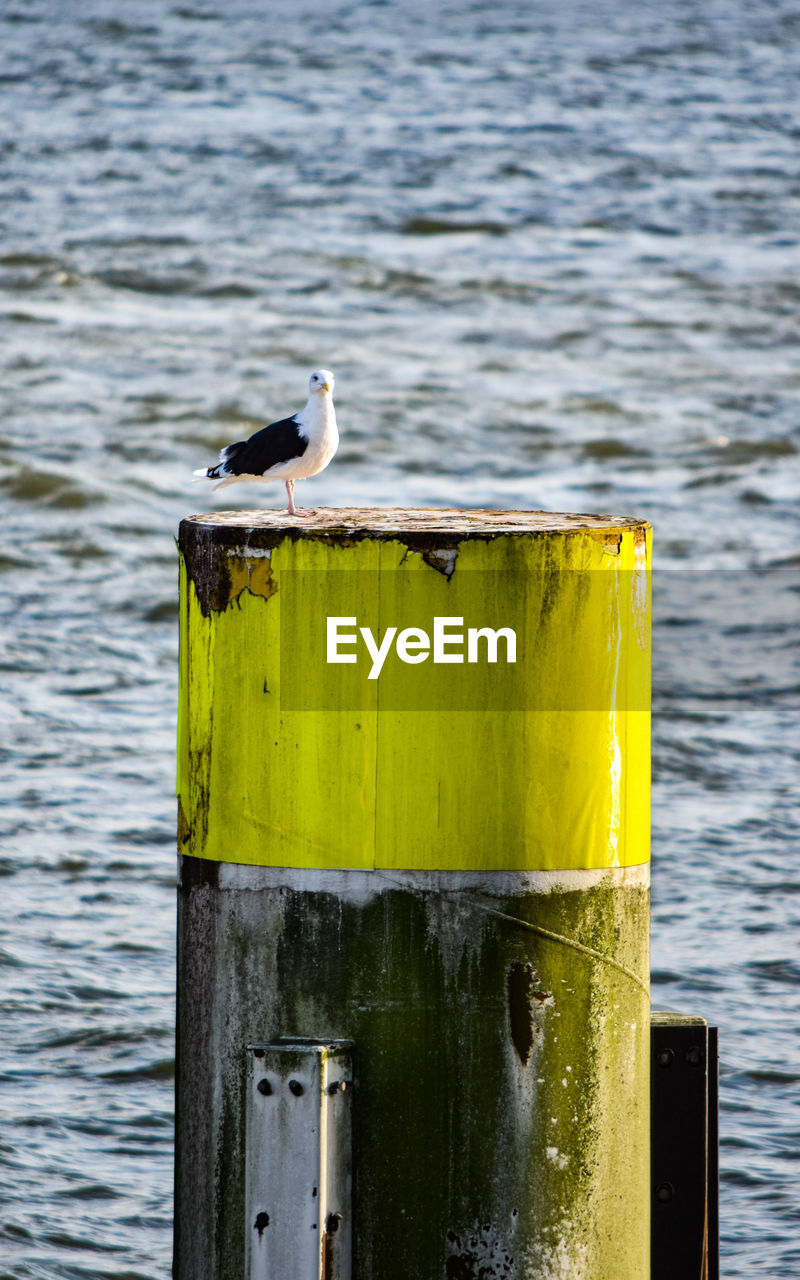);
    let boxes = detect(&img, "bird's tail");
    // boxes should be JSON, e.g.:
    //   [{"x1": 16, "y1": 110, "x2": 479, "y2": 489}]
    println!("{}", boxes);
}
[{"x1": 192, "y1": 439, "x2": 247, "y2": 482}]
